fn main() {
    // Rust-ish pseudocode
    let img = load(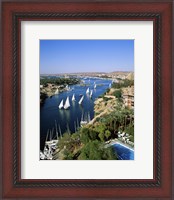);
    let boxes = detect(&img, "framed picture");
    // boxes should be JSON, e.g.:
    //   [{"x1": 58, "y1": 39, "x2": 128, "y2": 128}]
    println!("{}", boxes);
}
[{"x1": 1, "y1": 1, "x2": 173, "y2": 199}]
